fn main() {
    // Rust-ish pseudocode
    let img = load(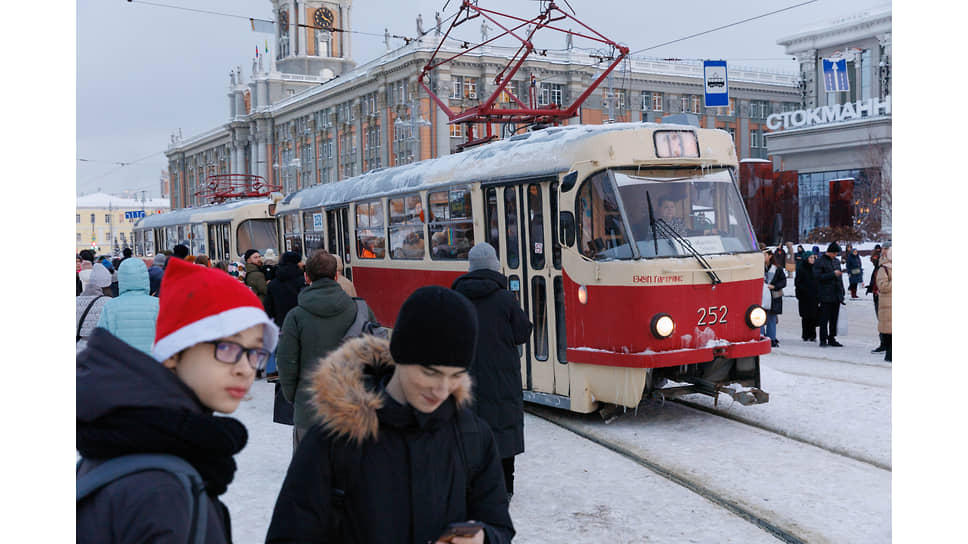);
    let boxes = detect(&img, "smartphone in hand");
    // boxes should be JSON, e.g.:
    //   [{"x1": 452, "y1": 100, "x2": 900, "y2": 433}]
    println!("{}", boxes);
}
[{"x1": 436, "y1": 521, "x2": 483, "y2": 542}]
